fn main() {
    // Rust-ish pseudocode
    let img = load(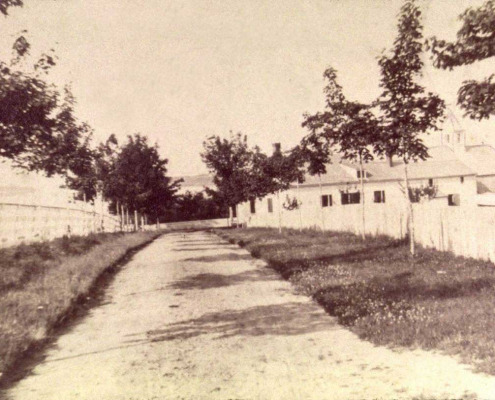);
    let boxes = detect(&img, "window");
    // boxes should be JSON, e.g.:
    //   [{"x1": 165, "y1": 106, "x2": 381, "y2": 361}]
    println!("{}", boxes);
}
[
  {"x1": 357, "y1": 170, "x2": 370, "y2": 179},
  {"x1": 321, "y1": 194, "x2": 333, "y2": 208},
  {"x1": 232, "y1": 206, "x2": 237, "y2": 218},
  {"x1": 448, "y1": 194, "x2": 460, "y2": 207},
  {"x1": 428, "y1": 178, "x2": 434, "y2": 187},
  {"x1": 374, "y1": 190, "x2": 386, "y2": 203},
  {"x1": 341, "y1": 191, "x2": 360, "y2": 205},
  {"x1": 267, "y1": 198, "x2": 273, "y2": 213},
  {"x1": 460, "y1": 176, "x2": 464, "y2": 184},
  {"x1": 249, "y1": 198, "x2": 256, "y2": 214}
]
